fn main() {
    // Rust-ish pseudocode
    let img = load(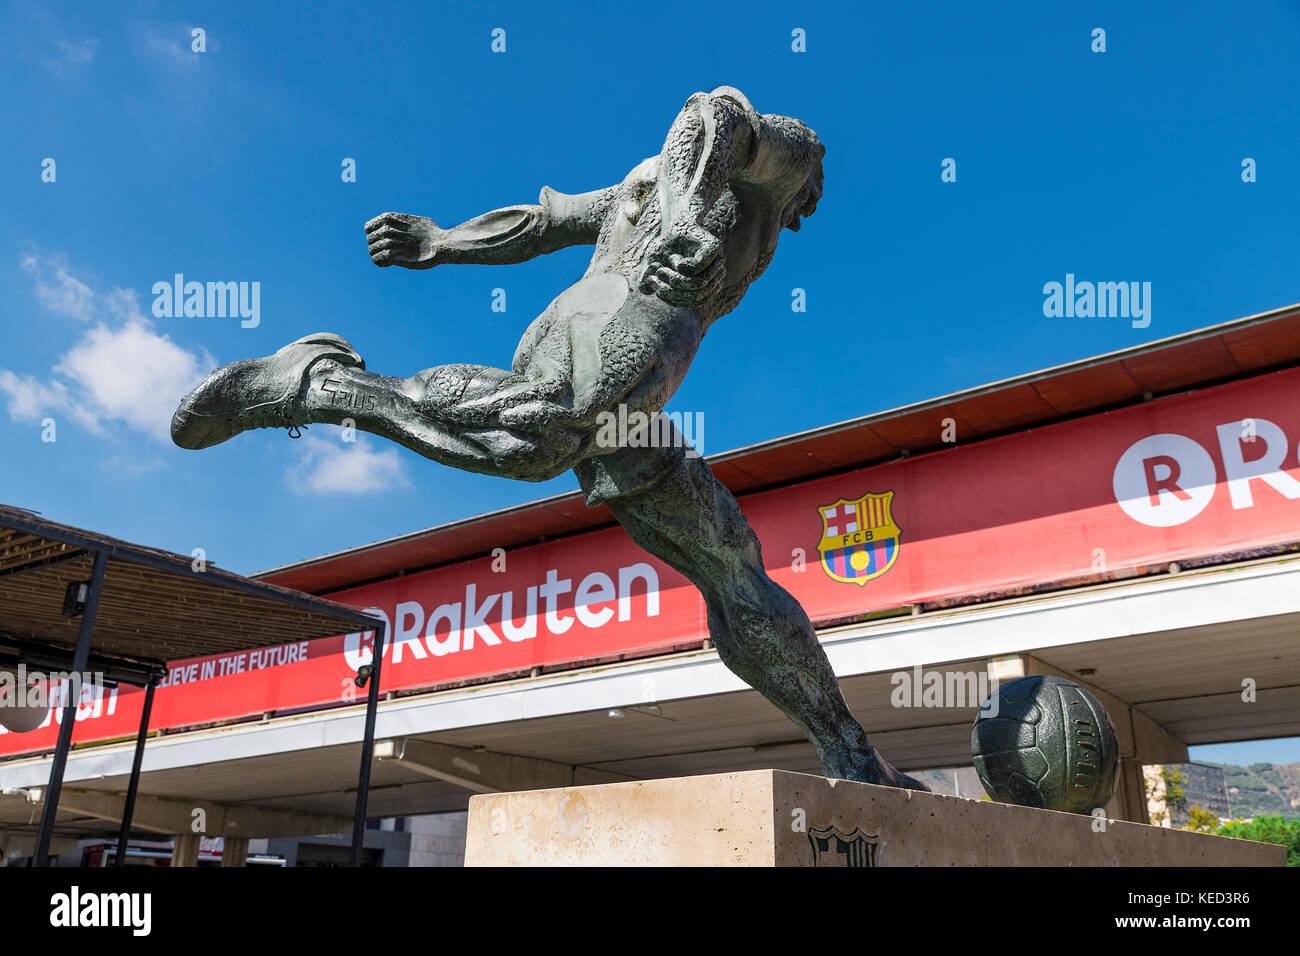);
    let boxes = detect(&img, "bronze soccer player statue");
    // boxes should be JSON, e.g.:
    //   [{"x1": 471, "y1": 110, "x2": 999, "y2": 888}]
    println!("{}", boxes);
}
[{"x1": 173, "y1": 87, "x2": 927, "y2": 790}]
